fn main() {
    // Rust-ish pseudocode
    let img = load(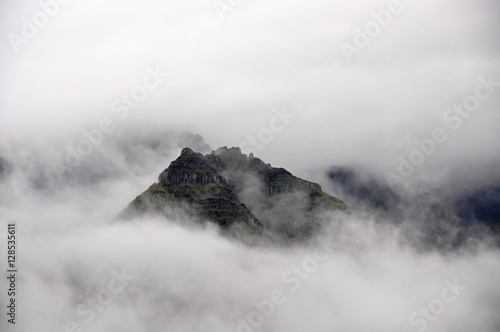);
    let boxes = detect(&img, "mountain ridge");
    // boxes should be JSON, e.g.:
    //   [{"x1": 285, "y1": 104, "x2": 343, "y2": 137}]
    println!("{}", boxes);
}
[{"x1": 120, "y1": 146, "x2": 349, "y2": 239}]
